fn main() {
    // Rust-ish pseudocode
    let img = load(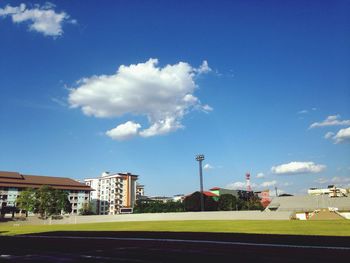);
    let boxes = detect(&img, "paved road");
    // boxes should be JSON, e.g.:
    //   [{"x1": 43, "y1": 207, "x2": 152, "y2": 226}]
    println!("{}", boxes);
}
[{"x1": 0, "y1": 232, "x2": 349, "y2": 262}]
